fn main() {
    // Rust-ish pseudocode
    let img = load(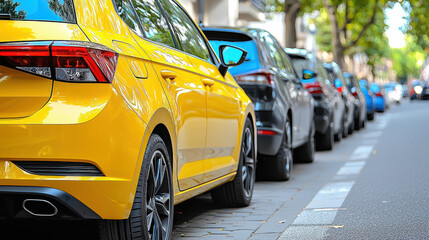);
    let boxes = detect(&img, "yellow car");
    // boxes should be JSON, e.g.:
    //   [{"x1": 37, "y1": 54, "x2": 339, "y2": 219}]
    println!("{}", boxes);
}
[{"x1": 0, "y1": 0, "x2": 256, "y2": 238}]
